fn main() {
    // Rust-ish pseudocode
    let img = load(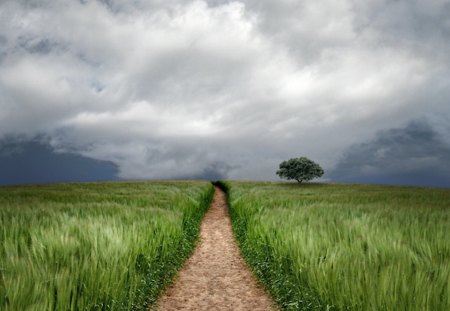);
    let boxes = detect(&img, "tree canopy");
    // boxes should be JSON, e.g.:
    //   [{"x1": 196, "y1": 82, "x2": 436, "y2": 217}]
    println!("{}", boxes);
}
[{"x1": 276, "y1": 157, "x2": 324, "y2": 183}]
